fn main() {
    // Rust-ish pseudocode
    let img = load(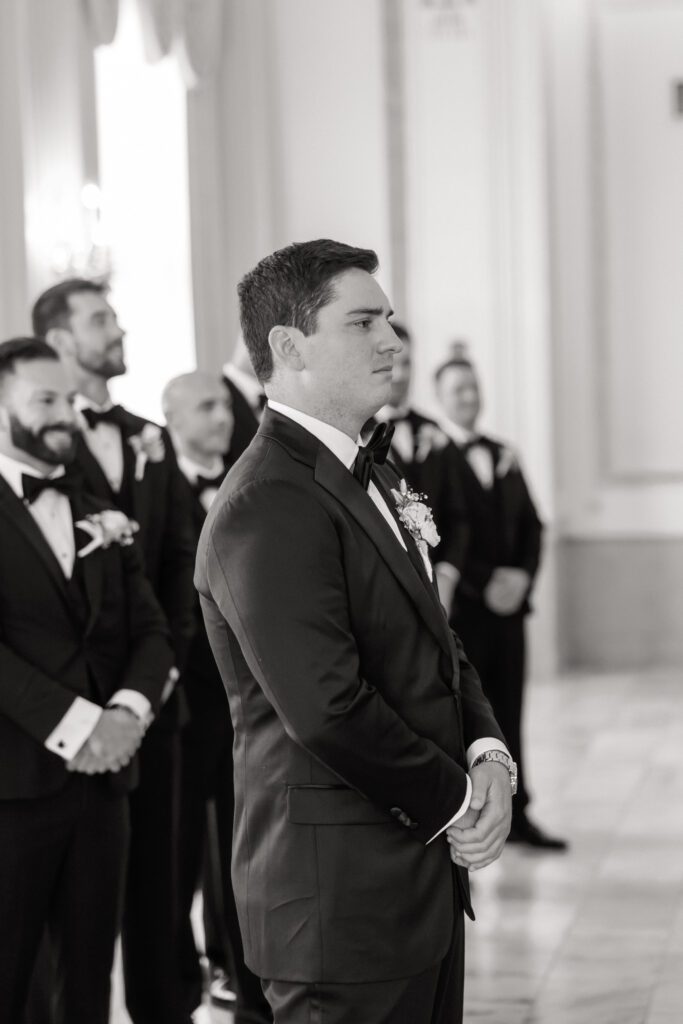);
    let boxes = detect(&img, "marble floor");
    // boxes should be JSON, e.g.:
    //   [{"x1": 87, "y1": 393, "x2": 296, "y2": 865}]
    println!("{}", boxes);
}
[{"x1": 111, "y1": 670, "x2": 683, "y2": 1023}]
